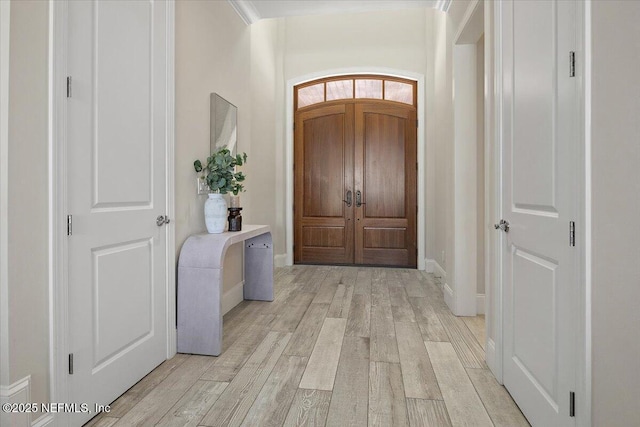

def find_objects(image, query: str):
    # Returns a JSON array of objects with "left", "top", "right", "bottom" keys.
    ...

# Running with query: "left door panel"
[
  {"left": 294, "top": 104, "right": 355, "bottom": 264},
  {"left": 67, "top": 1, "right": 169, "bottom": 424}
]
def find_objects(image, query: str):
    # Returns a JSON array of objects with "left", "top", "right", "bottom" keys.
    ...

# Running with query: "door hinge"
[
  {"left": 66, "top": 76, "right": 72, "bottom": 98},
  {"left": 68, "top": 353, "right": 74, "bottom": 375},
  {"left": 569, "top": 221, "right": 575, "bottom": 247},
  {"left": 416, "top": 119, "right": 419, "bottom": 128},
  {"left": 569, "top": 51, "right": 575, "bottom": 77},
  {"left": 569, "top": 391, "right": 575, "bottom": 417},
  {"left": 67, "top": 215, "right": 73, "bottom": 236},
  {"left": 293, "top": 122, "right": 296, "bottom": 131}
]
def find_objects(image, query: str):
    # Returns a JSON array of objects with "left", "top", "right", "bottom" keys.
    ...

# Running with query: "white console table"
[{"left": 177, "top": 225, "right": 274, "bottom": 356}]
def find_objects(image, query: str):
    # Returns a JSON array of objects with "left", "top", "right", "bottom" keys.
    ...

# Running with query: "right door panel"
[{"left": 355, "top": 103, "right": 417, "bottom": 267}]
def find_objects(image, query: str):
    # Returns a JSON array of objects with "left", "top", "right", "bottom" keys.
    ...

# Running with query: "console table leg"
[
  {"left": 177, "top": 267, "right": 222, "bottom": 356},
  {"left": 244, "top": 232, "right": 274, "bottom": 301}
]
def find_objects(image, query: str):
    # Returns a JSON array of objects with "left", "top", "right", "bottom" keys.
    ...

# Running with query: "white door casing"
[
  {"left": 499, "top": 1, "right": 579, "bottom": 426},
  {"left": 64, "top": 1, "right": 172, "bottom": 424},
  {"left": 484, "top": 0, "right": 502, "bottom": 379},
  {"left": 0, "top": 0, "right": 10, "bottom": 410}
]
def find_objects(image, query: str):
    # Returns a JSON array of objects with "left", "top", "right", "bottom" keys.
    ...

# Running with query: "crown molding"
[
  {"left": 229, "top": 1, "right": 448, "bottom": 23},
  {"left": 435, "top": 0, "right": 453, "bottom": 13},
  {"left": 227, "top": 0, "right": 261, "bottom": 25}
]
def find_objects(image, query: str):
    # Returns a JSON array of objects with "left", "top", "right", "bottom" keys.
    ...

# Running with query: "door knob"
[
  {"left": 156, "top": 215, "right": 170, "bottom": 226},
  {"left": 343, "top": 190, "right": 352, "bottom": 207},
  {"left": 494, "top": 219, "right": 509, "bottom": 232}
]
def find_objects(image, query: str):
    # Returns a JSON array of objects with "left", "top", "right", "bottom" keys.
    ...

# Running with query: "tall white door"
[
  {"left": 499, "top": 1, "right": 579, "bottom": 426},
  {"left": 67, "top": 1, "right": 170, "bottom": 424}
]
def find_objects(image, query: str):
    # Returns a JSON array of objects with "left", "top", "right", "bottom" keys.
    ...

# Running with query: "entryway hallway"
[{"left": 85, "top": 266, "right": 529, "bottom": 427}]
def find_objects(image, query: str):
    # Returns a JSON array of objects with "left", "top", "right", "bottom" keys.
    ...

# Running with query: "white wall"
[
  {"left": 590, "top": 1, "right": 640, "bottom": 424},
  {"left": 446, "top": 0, "right": 486, "bottom": 317},
  {"left": 436, "top": 0, "right": 487, "bottom": 317},
  {"left": 282, "top": 9, "right": 428, "bottom": 79},
  {"left": 175, "top": 2, "right": 283, "bottom": 301},
  {"left": 7, "top": 0, "right": 50, "bottom": 408},
  {"left": 476, "top": 35, "right": 485, "bottom": 297},
  {"left": 249, "top": 18, "right": 282, "bottom": 258},
  {"left": 175, "top": 0, "right": 252, "bottom": 294},
  {"left": 452, "top": 43, "right": 477, "bottom": 315},
  {"left": 432, "top": 10, "right": 454, "bottom": 284},
  {"left": 278, "top": 8, "right": 435, "bottom": 265},
  {"left": 425, "top": 11, "right": 437, "bottom": 272}
]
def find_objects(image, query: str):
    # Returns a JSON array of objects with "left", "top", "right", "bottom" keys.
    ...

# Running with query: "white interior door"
[
  {"left": 67, "top": 1, "right": 169, "bottom": 424},
  {"left": 499, "top": 1, "right": 578, "bottom": 426}
]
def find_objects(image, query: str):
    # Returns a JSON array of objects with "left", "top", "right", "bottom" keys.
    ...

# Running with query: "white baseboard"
[
  {"left": 274, "top": 253, "right": 286, "bottom": 268},
  {"left": 433, "top": 260, "right": 446, "bottom": 281},
  {"left": 476, "top": 293, "right": 485, "bottom": 315},
  {"left": 0, "top": 376, "right": 53, "bottom": 426},
  {"left": 32, "top": 414, "right": 54, "bottom": 427},
  {"left": 425, "top": 258, "right": 435, "bottom": 273},
  {"left": 222, "top": 280, "right": 244, "bottom": 315},
  {"left": 443, "top": 283, "right": 455, "bottom": 312},
  {"left": 0, "top": 376, "right": 30, "bottom": 426}
]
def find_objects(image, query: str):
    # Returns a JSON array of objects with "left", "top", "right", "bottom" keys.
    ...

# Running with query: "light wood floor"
[{"left": 86, "top": 266, "right": 529, "bottom": 427}]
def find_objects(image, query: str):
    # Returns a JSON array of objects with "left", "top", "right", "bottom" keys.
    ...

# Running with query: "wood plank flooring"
[{"left": 85, "top": 266, "right": 529, "bottom": 427}]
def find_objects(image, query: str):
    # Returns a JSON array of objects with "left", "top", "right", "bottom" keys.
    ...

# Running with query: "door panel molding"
[
  {"left": 285, "top": 68, "right": 425, "bottom": 269},
  {"left": 48, "top": 1, "right": 176, "bottom": 424}
]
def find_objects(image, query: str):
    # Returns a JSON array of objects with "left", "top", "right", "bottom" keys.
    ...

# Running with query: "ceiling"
[{"left": 228, "top": 0, "right": 452, "bottom": 25}]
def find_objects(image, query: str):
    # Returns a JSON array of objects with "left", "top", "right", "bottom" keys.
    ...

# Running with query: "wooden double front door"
[{"left": 294, "top": 77, "right": 417, "bottom": 267}]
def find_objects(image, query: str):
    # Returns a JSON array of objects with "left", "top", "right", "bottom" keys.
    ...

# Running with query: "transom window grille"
[{"left": 295, "top": 75, "right": 416, "bottom": 110}]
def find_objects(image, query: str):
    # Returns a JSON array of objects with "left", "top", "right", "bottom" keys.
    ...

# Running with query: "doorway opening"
[{"left": 293, "top": 75, "right": 417, "bottom": 268}]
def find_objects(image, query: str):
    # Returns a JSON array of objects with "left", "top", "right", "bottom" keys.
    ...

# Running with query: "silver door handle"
[
  {"left": 156, "top": 215, "right": 170, "bottom": 226},
  {"left": 356, "top": 190, "right": 366, "bottom": 207},
  {"left": 494, "top": 219, "right": 509, "bottom": 232}
]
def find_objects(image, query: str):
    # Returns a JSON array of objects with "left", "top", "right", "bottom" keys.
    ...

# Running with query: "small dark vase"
[{"left": 227, "top": 207, "right": 242, "bottom": 232}]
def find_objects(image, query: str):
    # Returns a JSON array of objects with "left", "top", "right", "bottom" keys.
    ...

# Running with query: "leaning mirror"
[{"left": 210, "top": 93, "right": 237, "bottom": 155}]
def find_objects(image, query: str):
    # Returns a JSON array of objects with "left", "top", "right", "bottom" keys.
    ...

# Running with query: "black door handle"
[
  {"left": 356, "top": 190, "right": 366, "bottom": 207},
  {"left": 343, "top": 190, "right": 352, "bottom": 207}
]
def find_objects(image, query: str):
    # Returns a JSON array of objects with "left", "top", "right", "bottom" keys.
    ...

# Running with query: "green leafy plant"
[{"left": 194, "top": 148, "right": 247, "bottom": 195}]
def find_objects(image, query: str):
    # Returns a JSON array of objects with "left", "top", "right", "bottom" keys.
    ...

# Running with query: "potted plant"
[{"left": 194, "top": 147, "right": 247, "bottom": 233}]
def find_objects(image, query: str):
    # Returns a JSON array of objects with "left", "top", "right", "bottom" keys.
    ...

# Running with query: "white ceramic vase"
[{"left": 204, "top": 193, "right": 227, "bottom": 233}]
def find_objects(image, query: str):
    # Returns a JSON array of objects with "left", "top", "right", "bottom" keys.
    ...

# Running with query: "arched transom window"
[{"left": 295, "top": 75, "right": 417, "bottom": 110}]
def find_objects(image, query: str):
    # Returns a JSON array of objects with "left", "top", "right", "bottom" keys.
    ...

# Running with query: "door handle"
[
  {"left": 355, "top": 190, "right": 366, "bottom": 207},
  {"left": 343, "top": 190, "right": 352, "bottom": 207},
  {"left": 156, "top": 215, "right": 170, "bottom": 226},
  {"left": 494, "top": 219, "right": 509, "bottom": 232}
]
